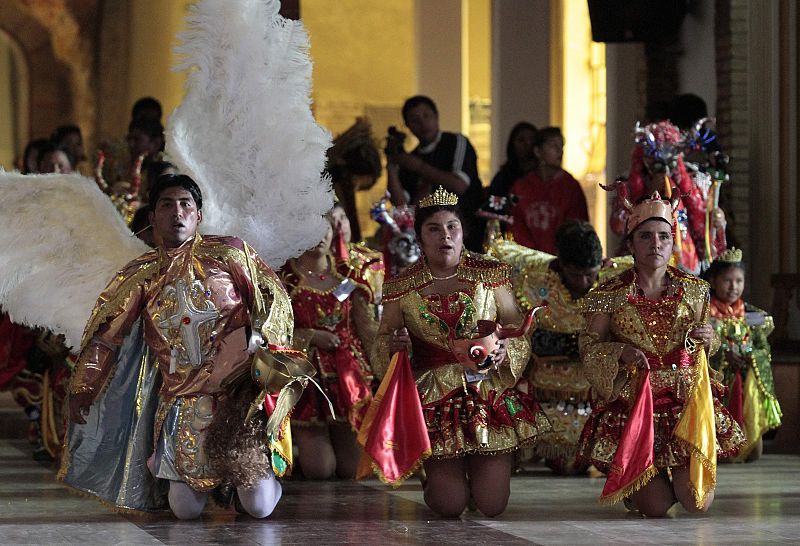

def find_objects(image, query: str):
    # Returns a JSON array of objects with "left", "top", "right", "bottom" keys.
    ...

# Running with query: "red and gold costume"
[
  {"left": 579, "top": 266, "right": 745, "bottom": 506},
  {"left": 490, "top": 240, "right": 631, "bottom": 469},
  {"left": 0, "top": 314, "right": 71, "bottom": 460},
  {"left": 281, "top": 258, "right": 374, "bottom": 430},
  {"left": 0, "top": 314, "right": 40, "bottom": 445},
  {"left": 63, "top": 234, "right": 294, "bottom": 495},
  {"left": 709, "top": 297, "right": 781, "bottom": 460},
  {"left": 369, "top": 252, "right": 551, "bottom": 470}
]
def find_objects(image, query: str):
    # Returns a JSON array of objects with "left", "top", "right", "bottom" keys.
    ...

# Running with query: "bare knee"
[
  {"left": 423, "top": 473, "right": 468, "bottom": 517},
  {"left": 470, "top": 479, "right": 510, "bottom": 517},
  {"left": 672, "top": 466, "right": 714, "bottom": 513},
  {"left": 296, "top": 427, "right": 336, "bottom": 480},
  {"left": 632, "top": 492, "right": 673, "bottom": 517},
  {"left": 680, "top": 490, "right": 714, "bottom": 513},
  {"left": 301, "top": 458, "right": 336, "bottom": 480},
  {"left": 638, "top": 502, "right": 672, "bottom": 518},
  {"left": 631, "top": 473, "right": 675, "bottom": 518},
  {"left": 330, "top": 424, "right": 359, "bottom": 479},
  {"left": 424, "top": 488, "right": 468, "bottom": 518},
  {"left": 423, "top": 458, "right": 470, "bottom": 517},
  {"left": 467, "top": 453, "right": 513, "bottom": 517},
  {"left": 473, "top": 494, "right": 509, "bottom": 517}
]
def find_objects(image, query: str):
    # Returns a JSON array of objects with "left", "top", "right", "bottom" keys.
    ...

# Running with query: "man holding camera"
[{"left": 386, "top": 95, "right": 485, "bottom": 251}]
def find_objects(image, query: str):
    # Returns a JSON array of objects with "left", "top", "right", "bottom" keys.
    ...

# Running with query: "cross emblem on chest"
[{"left": 158, "top": 278, "right": 220, "bottom": 369}]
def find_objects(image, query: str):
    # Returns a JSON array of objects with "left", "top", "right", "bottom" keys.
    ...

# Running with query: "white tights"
[
  {"left": 236, "top": 478, "right": 283, "bottom": 518},
  {"left": 167, "top": 478, "right": 282, "bottom": 520},
  {"left": 168, "top": 481, "right": 207, "bottom": 520}
]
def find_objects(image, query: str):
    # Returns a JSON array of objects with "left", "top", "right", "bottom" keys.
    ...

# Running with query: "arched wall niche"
[
  {"left": 0, "top": 29, "right": 29, "bottom": 169},
  {"left": 0, "top": 2, "right": 73, "bottom": 160}
]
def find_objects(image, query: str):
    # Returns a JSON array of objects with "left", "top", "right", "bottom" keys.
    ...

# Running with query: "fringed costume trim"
[{"left": 597, "top": 464, "right": 659, "bottom": 505}]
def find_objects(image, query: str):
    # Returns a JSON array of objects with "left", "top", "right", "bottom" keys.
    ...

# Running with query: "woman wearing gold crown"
[
  {"left": 362, "top": 186, "right": 551, "bottom": 518},
  {"left": 705, "top": 248, "right": 781, "bottom": 462},
  {"left": 578, "top": 192, "right": 744, "bottom": 517}
]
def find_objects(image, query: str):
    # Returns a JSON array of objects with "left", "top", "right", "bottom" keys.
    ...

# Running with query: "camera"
[{"left": 384, "top": 126, "right": 407, "bottom": 157}]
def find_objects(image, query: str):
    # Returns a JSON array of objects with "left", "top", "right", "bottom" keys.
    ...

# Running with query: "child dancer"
[{"left": 706, "top": 248, "right": 782, "bottom": 462}]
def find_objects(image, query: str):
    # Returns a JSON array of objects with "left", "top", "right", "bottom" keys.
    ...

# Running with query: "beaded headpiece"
[
  {"left": 626, "top": 191, "right": 677, "bottom": 235},
  {"left": 419, "top": 186, "right": 459, "bottom": 208},
  {"left": 717, "top": 247, "right": 743, "bottom": 263}
]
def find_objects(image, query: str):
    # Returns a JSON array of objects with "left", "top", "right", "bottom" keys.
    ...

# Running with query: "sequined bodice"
[
  {"left": 610, "top": 288, "right": 697, "bottom": 357},
  {"left": 418, "top": 291, "right": 475, "bottom": 340},
  {"left": 291, "top": 285, "right": 350, "bottom": 333}
]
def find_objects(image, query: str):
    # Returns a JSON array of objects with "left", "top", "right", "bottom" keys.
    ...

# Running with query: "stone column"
[{"left": 490, "top": 0, "right": 550, "bottom": 173}]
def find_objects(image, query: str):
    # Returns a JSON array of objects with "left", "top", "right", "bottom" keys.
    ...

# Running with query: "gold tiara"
[
  {"left": 418, "top": 186, "right": 459, "bottom": 208},
  {"left": 717, "top": 247, "right": 743, "bottom": 263}
]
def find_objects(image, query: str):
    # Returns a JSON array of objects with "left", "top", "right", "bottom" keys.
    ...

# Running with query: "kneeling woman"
[
  {"left": 579, "top": 192, "right": 745, "bottom": 517},
  {"left": 281, "top": 221, "right": 374, "bottom": 479},
  {"left": 370, "top": 187, "right": 550, "bottom": 517}
]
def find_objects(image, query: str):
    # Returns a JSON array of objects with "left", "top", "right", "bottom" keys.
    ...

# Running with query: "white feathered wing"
[
  {"left": 166, "top": 0, "right": 333, "bottom": 268},
  {"left": 0, "top": 0, "right": 330, "bottom": 345},
  {"left": 0, "top": 172, "right": 149, "bottom": 348}
]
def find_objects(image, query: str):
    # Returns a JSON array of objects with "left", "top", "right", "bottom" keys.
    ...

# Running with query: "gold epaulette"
[
  {"left": 382, "top": 260, "right": 428, "bottom": 302},
  {"left": 580, "top": 268, "right": 634, "bottom": 314},
  {"left": 382, "top": 251, "right": 510, "bottom": 303},
  {"left": 347, "top": 243, "right": 385, "bottom": 302},
  {"left": 743, "top": 303, "right": 775, "bottom": 336},
  {"left": 669, "top": 267, "right": 710, "bottom": 308},
  {"left": 458, "top": 251, "right": 512, "bottom": 288},
  {"left": 667, "top": 265, "right": 706, "bottom": 285},
  {"left": 598, "top": 255, "right": 634, "bottom": 282},
  {"left": 348, "top": 242, "right": 383, "bottom": 267},
  {"left": 277, "top": 266, "right": 301, "bottom": 295}
]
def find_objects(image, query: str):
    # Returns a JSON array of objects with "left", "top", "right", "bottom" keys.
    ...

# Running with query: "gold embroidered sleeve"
[
  {"left": 370, "top": 299, "right": 405, "bottom": 380},
  {"left": 493, "top": 283, "right": 530, "bottom": 384},
  {"left": 352, "top": 291, "right": 379, "bottom": 356},
  {"left": 579, "top": 317, "right": 628, "bottom": 401},
  {"left": 249, "top": 246, "right": 294, "bottom": 346},
  {"left": 490, "top": 239, "right": 554, "bottom": 274},
  {"left": 501, "top": 335, "right": 531, "bottom": 386},
  {"left": 708, "top": 328, "right": 721, "bottom": 357},
  {"left": 371, "top": 333, "right": 393, "bottom": 380}
]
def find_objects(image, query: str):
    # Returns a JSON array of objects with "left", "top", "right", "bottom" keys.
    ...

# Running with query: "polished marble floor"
[{"left": 1, "top": 436, "right": 798, "bottom": 545}]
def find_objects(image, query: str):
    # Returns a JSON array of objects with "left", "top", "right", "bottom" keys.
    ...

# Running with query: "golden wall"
[
  {"left": 302, "top": 0, "right": 416, "bottom": 237},
  {"left": 128, "top": 0, "right": 191, "bottom": 121}
]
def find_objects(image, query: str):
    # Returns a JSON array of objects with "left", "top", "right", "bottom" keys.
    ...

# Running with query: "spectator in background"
[
  {"left": 37, "top": 142, "right": 74, "bottom": 174},
  {"left": 509, "top": 127, "right": 588, "bottom": 254},
  {"left": 488, "top": 121, "right": 538, "bottom": 199},
  {"left": 51, "top": 125, "right": 87, "bottom": 170},
  {"left": 21, "top": 138, "right": 49, "bottom": 174},
  {"left": 386, "top": 95, "right": 485, "bottom": 251},
  {"left": 125, "top": 117, "right": 165, "bottom": 200},
  {"left": 131, "top": 96, "right": 163, "bottom": 124}
]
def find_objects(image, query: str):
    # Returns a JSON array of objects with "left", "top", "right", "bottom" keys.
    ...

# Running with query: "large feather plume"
[
  {"left": 166, "top": 0, "right": 333, "bottom": 268},
  {"left": 0, "top": 172, "right": 148, "bottom": 348}
]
